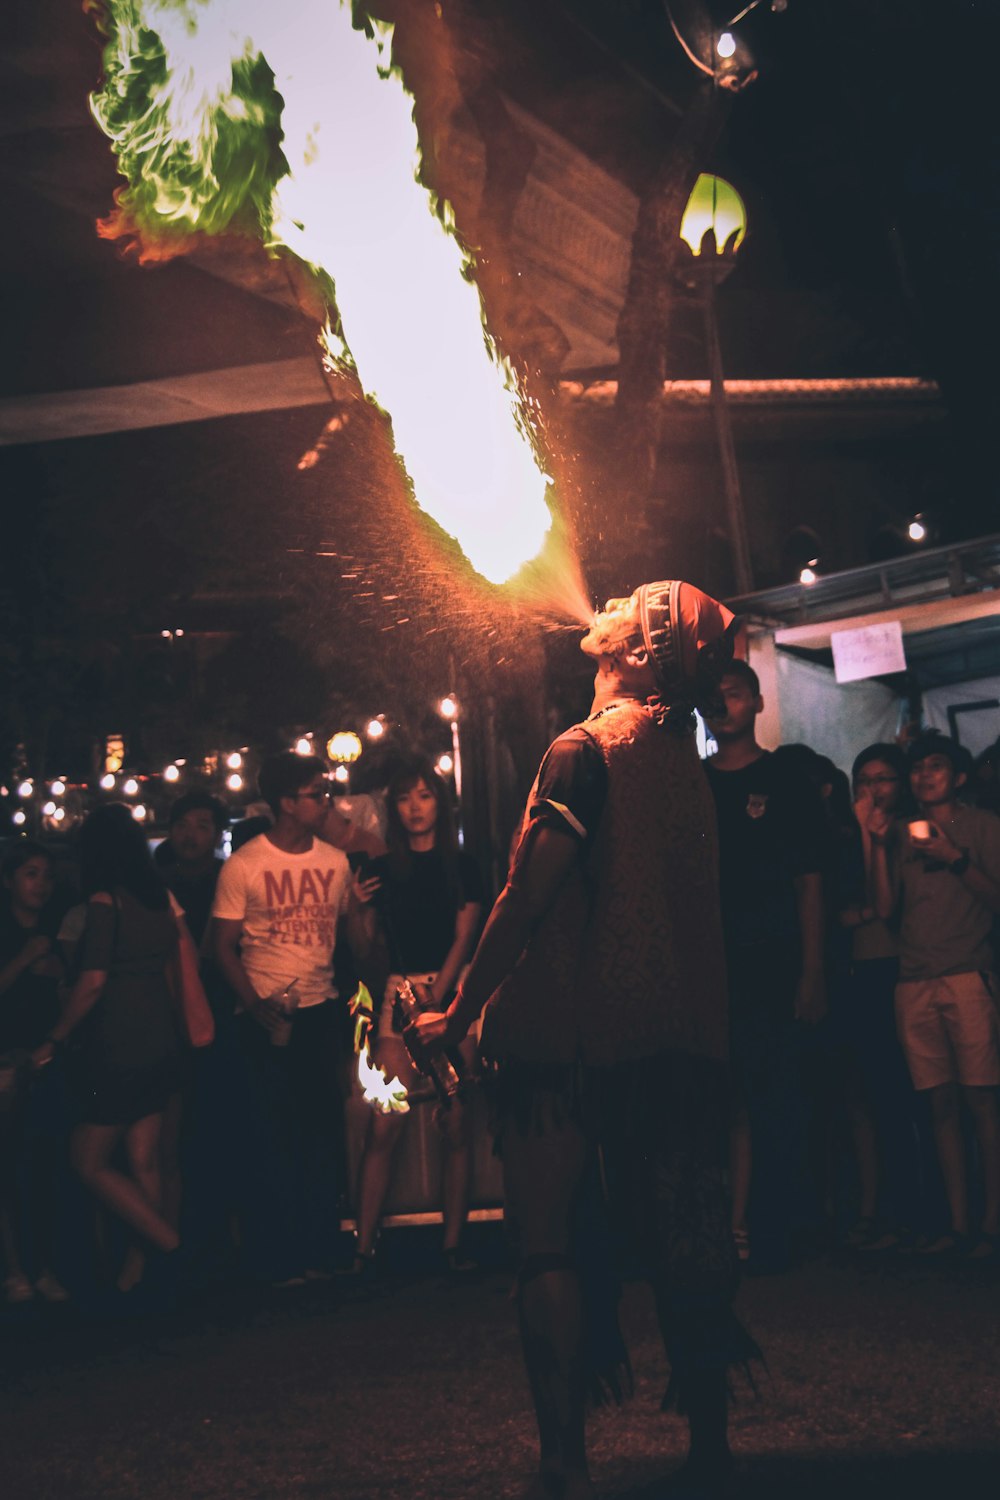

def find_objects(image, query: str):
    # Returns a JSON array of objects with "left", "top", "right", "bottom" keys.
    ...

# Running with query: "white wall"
[
  {"left": 922, "top": 676, "right": 1000, "bottom": 757},
  {"left": 763, "top": 648, "right": 902, "bottom": 773}
]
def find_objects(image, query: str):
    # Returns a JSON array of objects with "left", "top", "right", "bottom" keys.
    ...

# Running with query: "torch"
[{"left": 393, "top": 979, "right": 461, "bottom": 1107}]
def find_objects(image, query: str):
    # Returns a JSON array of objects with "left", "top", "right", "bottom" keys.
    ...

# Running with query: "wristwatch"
[{"left": 948, "top": 853, "right": 971, "bottom": 877}]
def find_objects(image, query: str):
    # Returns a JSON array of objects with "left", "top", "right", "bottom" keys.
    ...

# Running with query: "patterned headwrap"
[{"left": 582, "top": 580, "right": 738, "bottom": 716}]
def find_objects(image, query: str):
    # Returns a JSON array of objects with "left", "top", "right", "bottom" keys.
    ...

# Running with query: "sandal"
[
  {"left": 34, "top": 1271, "right": 70, "bottom": 1303},
  {"left": 3, "top": 1273, "right": 34, "bottom": 1304},
  {"left": 915, "top": 1231, "right": 969, "bottom": 1256},
  {"left": 857, "top": 1228, "right": 903, "bottom": 1254},
  {"left": 443, "top": 1248, "right": 477, "bottom": 1275},
  {"left": 965, "top": 1232, "right": 1000, "bottom": 1263},
  {"left": 335, "top": 1251, "right": 375, "bottom": 1277}
]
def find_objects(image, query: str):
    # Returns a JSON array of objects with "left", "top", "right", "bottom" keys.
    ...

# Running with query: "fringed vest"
[{"left": 481, "top": 700, "right": 729, "bottom": 1067}]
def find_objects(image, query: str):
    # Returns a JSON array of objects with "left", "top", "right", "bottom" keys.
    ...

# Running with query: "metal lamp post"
[
  {"left": 438, "top": 696, "right": 463, "bottom": 803},
  {"left": 678, "top": 173, "right": 754, "bottom": 596}
]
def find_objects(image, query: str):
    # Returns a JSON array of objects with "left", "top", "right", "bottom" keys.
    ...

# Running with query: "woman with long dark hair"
[
  {"left": 350, "top": 757, "right": 483, "bottom": 1272},
  {"left": 32, "top": 805, "right": 187, "bottom": 1281}
]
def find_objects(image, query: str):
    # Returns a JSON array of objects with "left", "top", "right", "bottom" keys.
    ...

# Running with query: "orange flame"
[
  {"left": 91, "top": 1, "right": 557, "bottom": 586},
  {"left": 357, "top": 1035, "right": 409, "bottom": 1115}
]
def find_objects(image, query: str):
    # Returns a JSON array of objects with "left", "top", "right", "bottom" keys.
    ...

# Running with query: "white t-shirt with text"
[{"left": 212, "top": 833, "right": 352, "bottom": 1008}]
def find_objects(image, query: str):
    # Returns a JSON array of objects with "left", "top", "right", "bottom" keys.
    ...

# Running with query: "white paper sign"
[{"left": 831, "top": 620, "right": 906, "bottom": 684}]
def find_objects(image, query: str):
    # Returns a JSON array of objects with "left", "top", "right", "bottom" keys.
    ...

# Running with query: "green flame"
[{"left": 91, "top": 1, "right": 289, "bottom": 255}]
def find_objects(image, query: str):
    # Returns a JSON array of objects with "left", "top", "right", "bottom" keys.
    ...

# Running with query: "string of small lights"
[{"left": 2, "top": 697, "right": 464, "bottom": 835}]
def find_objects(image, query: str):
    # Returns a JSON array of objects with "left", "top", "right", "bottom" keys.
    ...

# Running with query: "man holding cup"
[
  {"left": 213, "top": 753, "right": 377, "bottom": 1285},
  {"left": 868, "top": 730, "right": 1000, "bottom": 1258}
]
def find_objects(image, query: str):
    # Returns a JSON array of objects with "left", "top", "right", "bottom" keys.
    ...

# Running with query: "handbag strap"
[{"left": 107, "top": 890, "right": 120, "bottom": 969}]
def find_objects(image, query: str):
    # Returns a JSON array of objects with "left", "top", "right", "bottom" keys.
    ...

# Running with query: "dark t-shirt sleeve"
[
  {"left": 529, "top": 728, "right": 607, "bottom": 845},
  {"left": 80, "top": 900, "right": 116, "bottom": 972},
  {"left": 457, "top": 851, "right": 486, "bottom": 907},
  {"left": 786, "top": 775, "right": 826, "bottom": 877}
]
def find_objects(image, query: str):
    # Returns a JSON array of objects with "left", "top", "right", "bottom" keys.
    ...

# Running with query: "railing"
[{"left": 726, "top": 532, "right": 1000, "bottom": 627}]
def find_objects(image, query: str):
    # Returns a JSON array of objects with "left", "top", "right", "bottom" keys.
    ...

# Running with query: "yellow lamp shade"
[
  {"left": 327, "top": 731, "right": 363, "bottom": 764},
  {"left": 679, "top": 174, "right": 747, "bottom": 257}
]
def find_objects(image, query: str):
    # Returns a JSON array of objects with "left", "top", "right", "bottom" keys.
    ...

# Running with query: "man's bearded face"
[{"left": 580, "top": 591, "right": 643, "bottom": 660}]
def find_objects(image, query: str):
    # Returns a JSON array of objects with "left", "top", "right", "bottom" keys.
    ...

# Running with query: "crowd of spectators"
[
  {"left": 704, "top": 664, "right": 1000, "bottom": 1270},
  {"left": 1, "top": 705, "right": 999, "bottom": 1314},
  {"left": 0, "top": 750, "right": 483, "bottom": 1309}
]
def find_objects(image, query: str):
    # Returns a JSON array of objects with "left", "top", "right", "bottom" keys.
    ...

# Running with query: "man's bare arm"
[
  {"left": 441, "top": 820, "right": 580, "bottom": 1045},
  {"left": 214, "top": 917, "right": 281, "bottom": 1027},
  {"left": 867, "top": 808, "right": 897, "bottom": 922},
  {"left": 342, "top": 887, "right": 378, "bottom": 961}
]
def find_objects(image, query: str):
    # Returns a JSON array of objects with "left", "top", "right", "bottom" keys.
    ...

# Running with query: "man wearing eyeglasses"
[{"left": 213, "top": 752, "right": 375, "bottom": 1285}]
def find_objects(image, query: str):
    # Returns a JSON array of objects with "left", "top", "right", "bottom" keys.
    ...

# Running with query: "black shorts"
[{"left": 74, "top": 1055, "right": 182, "bottom": 1127}]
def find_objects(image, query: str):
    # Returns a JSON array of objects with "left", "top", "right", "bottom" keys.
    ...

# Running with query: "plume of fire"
[
  {"left": 349, "top": 982, "right": 408, "bottom": 1114},
  {"left": 89, "top": 0, "right": 554, "bottom": 585},
  {"left": 357, "top": 1034, "right": 409, "bottom": 1115}
]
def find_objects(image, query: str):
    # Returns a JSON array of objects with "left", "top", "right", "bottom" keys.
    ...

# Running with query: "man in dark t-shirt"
[
  {"left": 161, "top": 793, "right": 227, "bottom": 950},
  {"left": 704, "top": 660, "right": 826, "bottom": 1270},
  {"left": 409, "top": 580, "right": 758, "bottom": 1498}
]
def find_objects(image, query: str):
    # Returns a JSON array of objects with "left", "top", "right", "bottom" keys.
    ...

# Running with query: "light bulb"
[{"left": 717, "top": 31, "right": 736, "bottom": 58}]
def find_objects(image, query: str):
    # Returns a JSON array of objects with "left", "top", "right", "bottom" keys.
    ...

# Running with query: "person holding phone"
[
  {"left": 868, "top": 730, "right": 1000, "bottom": 1258},
  {"left": 348, "top": 757, "right": 483, "bottom": 1274}
]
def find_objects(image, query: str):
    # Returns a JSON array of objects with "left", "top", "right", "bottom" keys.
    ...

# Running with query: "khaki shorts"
[{"left": 895, "top": 971, "right": 1000, "bottom": 1090}]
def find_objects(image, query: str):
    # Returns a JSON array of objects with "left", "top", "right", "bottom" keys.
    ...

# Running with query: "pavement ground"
[{"left": 1, "top": 1232, "right": 998, "bottom": 1500}]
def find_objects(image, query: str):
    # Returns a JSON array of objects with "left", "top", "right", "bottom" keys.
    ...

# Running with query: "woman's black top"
[{"left": 371, "top": 849, "right": 484, "bottom": 974}]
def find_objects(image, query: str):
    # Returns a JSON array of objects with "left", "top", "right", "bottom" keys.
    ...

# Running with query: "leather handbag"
[{"left": 167, "top": 905, "right": 215, "bottom": 1049}]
